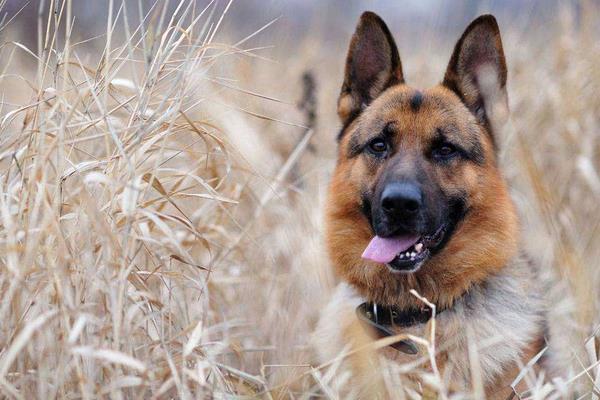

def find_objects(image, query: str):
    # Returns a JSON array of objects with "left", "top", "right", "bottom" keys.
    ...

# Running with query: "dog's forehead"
[
  {"left": 365, "top": 85, "right": 470, "bottom": 126},
  {"left": 360, "top": 85, "right": 471, "bottom": 134}
]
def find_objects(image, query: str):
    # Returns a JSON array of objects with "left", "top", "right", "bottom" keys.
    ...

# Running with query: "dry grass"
[{"left": 0, "top": 0, "right": 598, "bottom": 398}]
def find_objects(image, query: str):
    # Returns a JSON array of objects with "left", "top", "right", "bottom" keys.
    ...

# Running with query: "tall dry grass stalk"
[{"left": 0, "top": 0, "right": 598, "bottom": 398}]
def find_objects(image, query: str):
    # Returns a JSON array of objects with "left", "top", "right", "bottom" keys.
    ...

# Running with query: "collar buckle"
[{"left": 356, "top": 301, "right": 442, "bottom": 355}]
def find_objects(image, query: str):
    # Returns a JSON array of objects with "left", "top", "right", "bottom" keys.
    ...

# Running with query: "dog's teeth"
[
  {"left": 399, "top": 253, "right": 405, "bottom": 259},
  {"left": 410, "top": 252, "right": 416, "bottom": 258},
  {"left": 415, "top": 243, "right": 423, "bottom": 252}
]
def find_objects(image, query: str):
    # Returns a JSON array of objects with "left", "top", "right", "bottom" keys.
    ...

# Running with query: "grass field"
[{"left": 0, "top": 0, "right": 598, "bottom": 398}]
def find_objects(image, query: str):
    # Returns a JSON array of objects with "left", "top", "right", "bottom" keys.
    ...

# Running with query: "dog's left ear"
[
  {"left": 443, "top": 15, "right": 508, "bottom": 133},
  {"left": 338, "top": 12, "right": 404, "bottom": 128}
]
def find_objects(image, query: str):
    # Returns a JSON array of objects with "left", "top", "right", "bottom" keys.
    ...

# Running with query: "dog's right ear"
[{"left": 338, "top": 12, "right": 404, "bottom": 130}]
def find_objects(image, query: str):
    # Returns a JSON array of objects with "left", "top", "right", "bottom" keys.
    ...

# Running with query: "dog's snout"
[{"left": 380, "top": 182, "right": 422, "bottom": 218}]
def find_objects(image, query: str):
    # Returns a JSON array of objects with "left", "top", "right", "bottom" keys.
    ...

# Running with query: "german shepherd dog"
[{"left": 315, "top": 12, "right": 552, "bottom": 398}]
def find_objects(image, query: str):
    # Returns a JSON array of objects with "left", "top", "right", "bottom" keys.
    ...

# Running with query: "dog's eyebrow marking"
[
  {"left": 410, "top": 91, "right": 424, "bottom": 111},
  {"left": 382, "top": 121, "right": 397, "bottom": 138},
  {"left": 347, "top": 122, "right": 396, "bottom": 159},
  {"left": 435, "top": 127, "right": 485, "bottom": 164},
  {"left": 348, "top": 134, "right": 362, "bottom": 158}
]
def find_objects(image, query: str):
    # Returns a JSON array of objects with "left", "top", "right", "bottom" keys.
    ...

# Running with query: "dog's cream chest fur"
[{"left": 314, "top": 255, "right": 545, "bottom": 397}]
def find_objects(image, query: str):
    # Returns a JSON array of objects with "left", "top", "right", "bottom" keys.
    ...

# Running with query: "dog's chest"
[{"left": 314, "top": 259, "right": 544, "bottom": 392}]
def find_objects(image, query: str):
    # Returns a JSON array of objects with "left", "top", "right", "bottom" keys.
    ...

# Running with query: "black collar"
[{"left": 356, "top": 302, "right": 445, "bottom": 354}]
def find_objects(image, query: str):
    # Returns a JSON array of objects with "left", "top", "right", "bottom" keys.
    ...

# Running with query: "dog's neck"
[
  {"left": 353, "top": 248, "right": 522, "bottom": 312},
  {"left": 354, "top": 251, "right": 543, "bottom": 324},
  {"left": 315, "top": 252, "right": 545, "bottom": 391},
  {"left": 356, "top": 253, "right": 542, "bottom": 351},
  {"left": 339, "top": 252, "right": 545, "bottom": 388}
]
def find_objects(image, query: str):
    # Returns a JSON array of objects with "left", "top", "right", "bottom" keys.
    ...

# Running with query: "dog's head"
[{"left": 326, "top": 12, "right": 519, "bottom": 308}]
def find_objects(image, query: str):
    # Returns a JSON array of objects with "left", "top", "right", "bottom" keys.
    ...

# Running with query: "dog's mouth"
[{"left": 362, "top": 225, "right": 447, "bottom": 273}]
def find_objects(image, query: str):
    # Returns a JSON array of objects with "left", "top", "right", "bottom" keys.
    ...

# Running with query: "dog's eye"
[
  {"left": 432, "top": 142, "right": 458, "bottom": 160},
  {"left": 367, "top": 138, "right": 388, "bottom": 155}
]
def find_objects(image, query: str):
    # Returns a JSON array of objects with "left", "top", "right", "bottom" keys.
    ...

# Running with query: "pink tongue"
[{"left": 361, "top": 235, "right": 420, "bottom": 264}]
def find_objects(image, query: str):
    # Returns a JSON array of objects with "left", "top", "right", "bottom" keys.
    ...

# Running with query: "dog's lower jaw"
[
  {"left": 386, "top": 254, "right": 427, "bottom": 273},
  {"left": 314, "top": 253, "right": 546, "bottom": 398},
  {"left": 385, "top": 260, "right": 424, "bottom": 274}
]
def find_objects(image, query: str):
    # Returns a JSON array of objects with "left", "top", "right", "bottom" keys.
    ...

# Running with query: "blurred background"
[{"left": 0, "top": 0, "right": 598, "bottom": 398}]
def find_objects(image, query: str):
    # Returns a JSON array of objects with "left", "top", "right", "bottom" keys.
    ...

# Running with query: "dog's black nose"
[{"left": 380, "top": 182, "right": 422, "bottom": 218}]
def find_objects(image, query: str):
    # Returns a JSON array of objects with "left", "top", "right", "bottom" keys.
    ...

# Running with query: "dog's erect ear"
[
  {"left": 338, "top": 12, "right": 404, "bottom": 128},
  {"left": 443, "top": 15, "right": 508, "bottom": 134}
]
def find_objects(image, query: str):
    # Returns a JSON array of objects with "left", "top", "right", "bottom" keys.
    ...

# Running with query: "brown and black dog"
[{"left": 315, "top": 12, "right": 554, "bottom": 399}]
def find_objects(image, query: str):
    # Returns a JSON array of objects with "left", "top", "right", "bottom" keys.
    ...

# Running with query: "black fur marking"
[
  {"left": 347, "top": 134, "right": 362, "bottom": 158},
  {"left": 360, "top": 193, "right": 374, "bottom": 233},
  {"left": 410, "top": 91, "right": 423, "bottom": 111},
  {"left": 469, "top": 139, "right": 485, "bottom": 165},
  {"left": 430, "top": 196, "right": 469, "bottom": 257},
  {"left": 382, "top": 121, "right": 397, "bottom": 139},
  {"left": 431, "top": 128, "right": 485, "bottom": 165}
]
